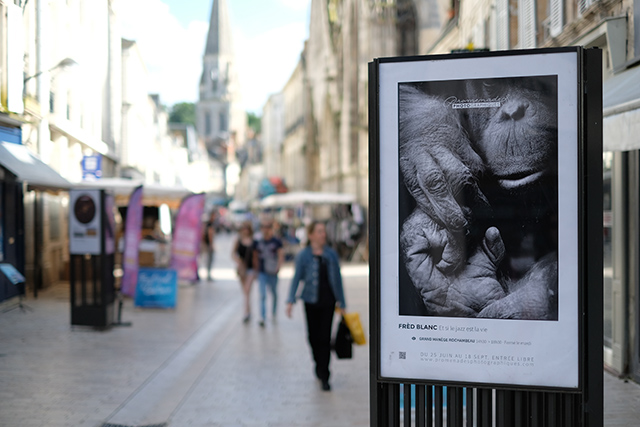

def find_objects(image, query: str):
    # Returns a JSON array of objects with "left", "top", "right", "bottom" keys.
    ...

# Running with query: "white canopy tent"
[{"left": 259, "top": 191, "right": 356, "bottom": 208}]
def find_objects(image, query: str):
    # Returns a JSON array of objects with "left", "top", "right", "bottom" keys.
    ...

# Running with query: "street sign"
[{"left": 82, "top": 155, "right": 102, "bottom": 181}]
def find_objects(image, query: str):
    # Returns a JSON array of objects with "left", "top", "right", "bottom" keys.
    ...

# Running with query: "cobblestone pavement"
[{"left": 0, "top": 233, "right": 639, "bottom": 426}]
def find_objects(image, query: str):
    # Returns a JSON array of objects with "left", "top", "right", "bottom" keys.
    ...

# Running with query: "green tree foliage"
[
  {"left": 169, "top": 102, "right": 196, "bottom": 126},
  {"left": 247, "top": 112, "right": 261, "bottom": 134}
]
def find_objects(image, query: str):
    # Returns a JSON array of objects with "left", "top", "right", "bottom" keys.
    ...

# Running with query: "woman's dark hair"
[
  {"left": 306, "top": 220, "right": 325, "bottom": 246},
  {"left": 239, "top": 220, "right": 253, "bottom": 235}
]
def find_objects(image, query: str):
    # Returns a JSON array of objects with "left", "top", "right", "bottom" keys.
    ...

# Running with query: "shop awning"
[
  {"left": 0, "top": 141, "right": 71, "bottom": 191},
  {"left": 603, "top": 64, "right": 640, "bottom": 113},
  {"left": 74, "top": 178, "right": 192, "bottom": 209},
  {"left": 603, "top": 64, "right": 640, "bottom": 152}
]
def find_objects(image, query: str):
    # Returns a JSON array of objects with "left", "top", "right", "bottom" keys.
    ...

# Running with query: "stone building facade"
[
  {"left": 0, "top": 0, "right": 218, "bottom": 298},
  {"left": 282, "top": 0, "right": 640, "bottom": 382},
  {"left": 301, "top": 0, "right": 415, "bottom": 207},
  {"left": 282, "top": 60, "right": 308, "bottom": 192},
  {"left": 285, "top": 0, "right": 452, "bottom": 209}
]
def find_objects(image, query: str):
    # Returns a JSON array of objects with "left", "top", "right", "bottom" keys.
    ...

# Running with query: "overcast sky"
[{"left": 119, "top": 0, "right": 311, "bottom": 114}]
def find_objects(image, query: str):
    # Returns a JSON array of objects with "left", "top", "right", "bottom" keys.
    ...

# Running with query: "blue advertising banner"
[{"left": 134, "top": 268, "right": 177, "bottom": 308}]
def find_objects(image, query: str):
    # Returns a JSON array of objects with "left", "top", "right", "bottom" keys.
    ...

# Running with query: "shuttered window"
[
  {"left": 550, "top": 0, "right": 564, "bottom": 36},
  {"left": 579, "top": 0, "right": 596, "bottom": 15},
  {"left": 518, "top": 0, "right": 536, "bottom": 48},
  {"left": 496, "top": 0, "right": 510, "bottom": 50}
]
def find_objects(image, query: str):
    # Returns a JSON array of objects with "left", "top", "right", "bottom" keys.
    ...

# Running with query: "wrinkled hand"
[
  {"left": 401, "top": 209, "right": 464, "bottom": 315},
  {"left": 399, "top": 88, "right": 486, "bottom": 233},
  {"left": 478, "top": 252, "right": 557, "bottom": 319},
  {"left": 447, "top": 227, "right": 507, "bottom": 316},
  {"left": 401, "top": 209, "right": 506, "bottom": 317}
]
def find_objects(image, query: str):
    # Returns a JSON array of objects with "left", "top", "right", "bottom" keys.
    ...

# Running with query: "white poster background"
[{"left": 378, "top": 51, "right": 579, "bottom": 389}]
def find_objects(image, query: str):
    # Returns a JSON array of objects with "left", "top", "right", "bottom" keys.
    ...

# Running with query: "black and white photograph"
[{"left": 397, "top": 76, "right": 559, "bottom": 320}]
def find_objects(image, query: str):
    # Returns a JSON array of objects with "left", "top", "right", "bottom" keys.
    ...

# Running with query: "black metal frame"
[
  {"left": 70, "top": 189, "right": 115, "bottom": 328},
  {"left": 369, "top": 47, "right": 603, "bottom": 426}
]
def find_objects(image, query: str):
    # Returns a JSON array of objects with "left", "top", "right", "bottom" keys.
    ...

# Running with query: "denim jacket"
[{"left": 287, "top": 245, "right": 346, "bottom": 309}]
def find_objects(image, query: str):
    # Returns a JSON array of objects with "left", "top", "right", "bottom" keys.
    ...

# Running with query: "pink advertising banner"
[
  {"left": 170, "top": 193, "right": 205, "bottom": 282},
  {"left": 121, "top": 185, "right": 144, "bottom": 297}
]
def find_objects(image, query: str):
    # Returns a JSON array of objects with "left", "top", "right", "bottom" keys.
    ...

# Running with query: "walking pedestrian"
[
  {"left": 232, "top": 221, "right": 256, "bottom": 323},
  {"left": 286, "top": 221, "right": 346, "bottom": 391},
  {"left": 253, "top": 220, "right": 284, "bottom": 327},
  {"left": 203, "top": 211, "right": 216, "bottom": 281}
]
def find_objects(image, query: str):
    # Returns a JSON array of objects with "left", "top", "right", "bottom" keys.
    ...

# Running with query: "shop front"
[
  {"left": 0, "top": 138, "right": 70, "bottom": 302},
  {"left": 602, "top": 62, "right": 640, "bottom": 383}
]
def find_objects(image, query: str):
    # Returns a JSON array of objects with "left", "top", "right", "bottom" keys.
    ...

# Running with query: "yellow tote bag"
[{"left": 343, "top": 312, "right": 366, "bottom": 345}]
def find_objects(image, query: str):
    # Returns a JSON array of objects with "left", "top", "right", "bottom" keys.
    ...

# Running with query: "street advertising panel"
[
  {"left": 170, "top": 193, "right": 205, "bottom": 282},
  {"left": 134, "top": 268, "right": 177, "bottom": 308},
  {"left": 69, "top": 189, "right": 102, "bottom": 255},
  {"left": 371, "top": 49, "right": 584, "bottom": 390},
  {"left": 121, "top": 186, "right": 144, "bottom": 297}
]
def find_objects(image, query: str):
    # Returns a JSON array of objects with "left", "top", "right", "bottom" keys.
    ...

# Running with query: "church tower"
[{"left": 197, "top": 0, "right": 244, "bottom": 165}]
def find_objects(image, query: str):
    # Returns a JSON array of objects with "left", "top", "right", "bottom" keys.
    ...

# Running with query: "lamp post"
[
  {"left": 22, "top": 56, "right": 78, "bottom": 160},
  {"left": 23, "top": 57, "right": 78, "bottom": 83}
]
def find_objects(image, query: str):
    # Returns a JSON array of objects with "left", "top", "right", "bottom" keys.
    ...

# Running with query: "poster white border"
[{"left": 378, "top": 51, "right": 580, "bottom": 389}]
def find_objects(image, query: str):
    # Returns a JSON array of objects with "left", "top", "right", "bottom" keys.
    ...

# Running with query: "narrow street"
[
  {"left": 2, "top": 233, "right": 640, "bottom": 425},
  {"left": 0, "top": 233, "right": 370, "bottom": 426}
]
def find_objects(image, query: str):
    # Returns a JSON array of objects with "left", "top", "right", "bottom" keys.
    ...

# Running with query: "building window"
[
  {"left": 210, "top": 69, "right": 218, "bottom": 94},
  {"left": 219, "top": 112, "right": 227, "bottom": 132},
  {"left": 205, "top": 111, "right": 212, "bottom": 135},
  {"left": 509, "top": 0, "right": 519, "bottom": 48},
  {"left": 496, "top": 0, "right": 510, "bottom": 50},
  {"left": 578, "top": 0, "right": 597, "bottom": 15},
  {"left": 49, "top": 91, "right": 55, "bottom": 113},
  {"left": 548, "top": 0, "right": 564, "bottom": 38},
  {"left": 518, "top": 0, "right": 536, "bottom": 48}
]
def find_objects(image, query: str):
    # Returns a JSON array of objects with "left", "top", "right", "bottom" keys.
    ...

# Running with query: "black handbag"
[{"left": 332, "top": 317, "right": 353, "bottom": 359}]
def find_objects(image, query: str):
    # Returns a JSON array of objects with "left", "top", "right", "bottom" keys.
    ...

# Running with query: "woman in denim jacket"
[{"left": 286, "top": 221, "right": 346, "bottom": 391}]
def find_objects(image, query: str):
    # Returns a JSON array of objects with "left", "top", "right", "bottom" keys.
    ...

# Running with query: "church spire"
[
  {"left": 204, "top": 0, "right": 233, "bottom": 57},
  {"left": 197, "top": 0, "right": 245, "bottom": 167}
]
